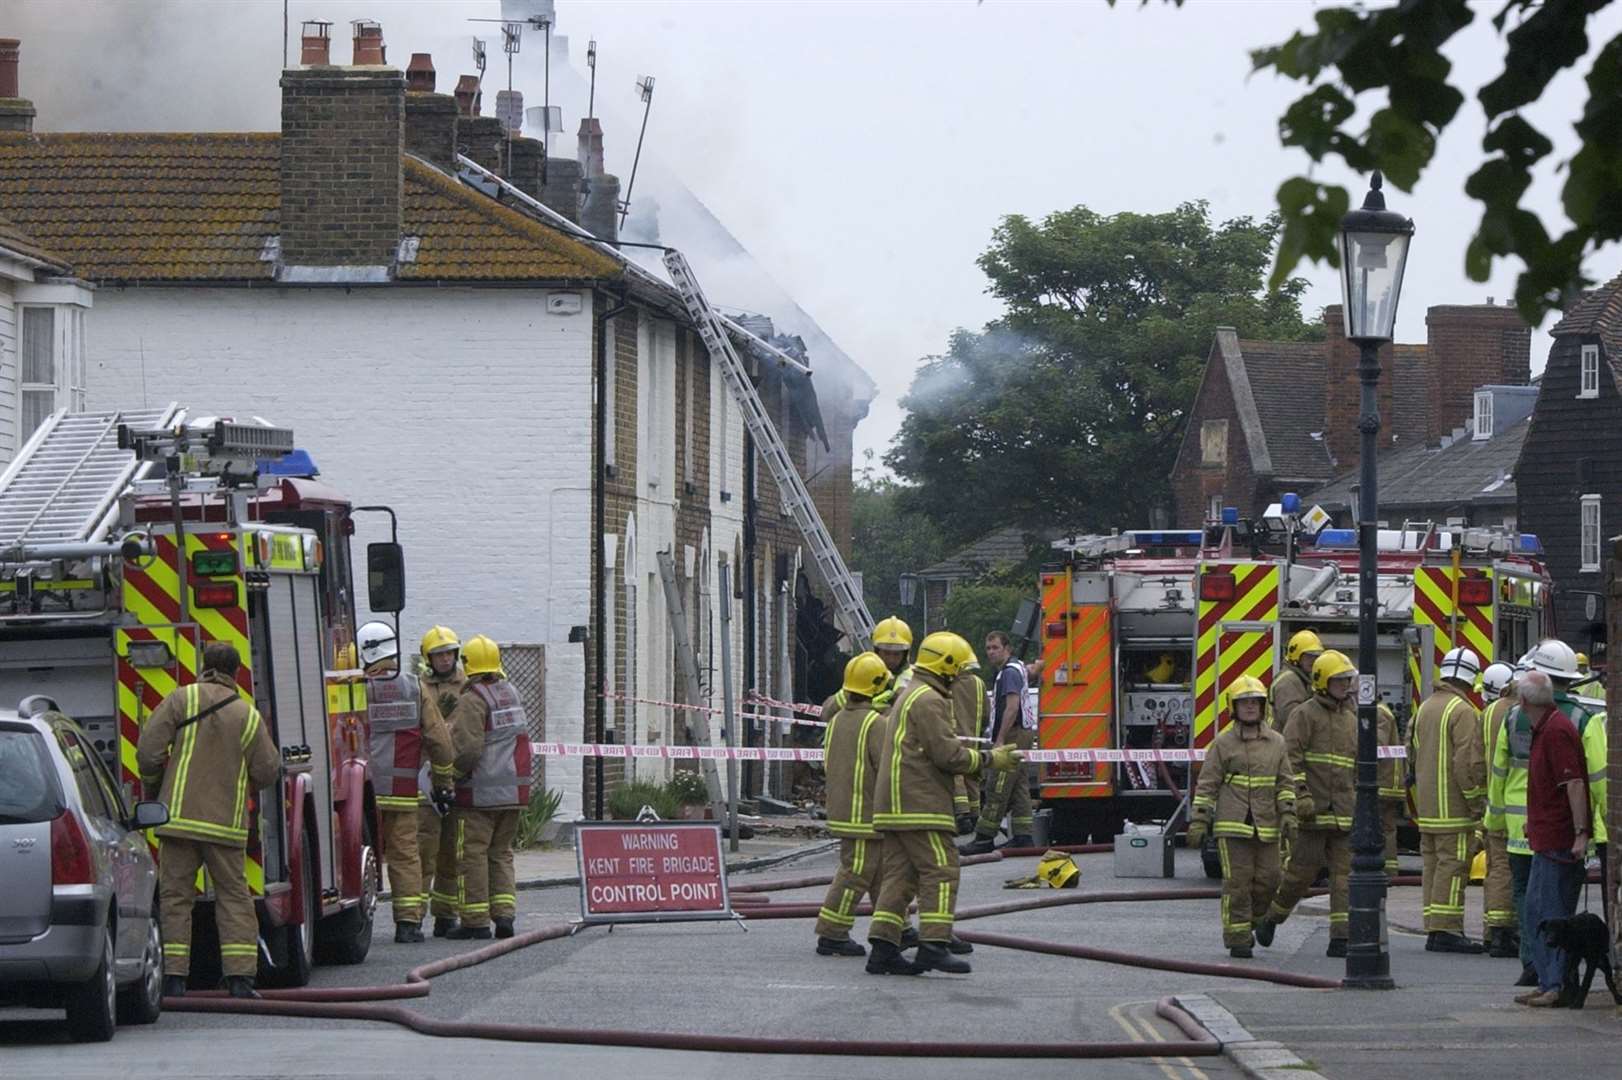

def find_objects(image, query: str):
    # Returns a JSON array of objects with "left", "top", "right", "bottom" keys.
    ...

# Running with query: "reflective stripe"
[{"left": 1304, "top": 752, "right": 1355, "bottom": 768}]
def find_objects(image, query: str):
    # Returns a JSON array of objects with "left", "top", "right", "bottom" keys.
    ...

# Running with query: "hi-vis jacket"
[
  {"left": 1409, "top": 683, "right": 1486, "bottom": 832},
  {"left": 1192, "top": 722, "right": 1295, "bottom": 841},
  {"left": 1556, "top": 692, "right": 1610, "bottom": 846},
  {"left": 822, "top": 701, "right": 886, "bottom": 839},
  {"left": 1269, "top": 665, "right": 1311, "bottom": 734},
  {"left": 136, "top": 672, "right": 280, "bottom": 847},
  {"left": 450, "top": 677, "right": 534, "bottom": 810},
  {"left": 417, "top": 666, "right": 467, "bottom": 807},
  {"left": 872, "top": 671, "right": 983, "bottom": 832},
  {"left": 1283, "top": 692, "right": 1357, "bottom": 831},
  {"left": 1482, "top": 693, "right": 1521, "bottom": 840},
  {"left": 1488, "top": 696, "right": 1609, "bottom": 851},
  {"left": 366, "top": 672, "right": 454, "bottom": 811}
]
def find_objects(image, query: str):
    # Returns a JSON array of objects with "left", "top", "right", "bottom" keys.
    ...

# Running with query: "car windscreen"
[{"left": 0, "top": 725, "right": 65, "bottom": 825}]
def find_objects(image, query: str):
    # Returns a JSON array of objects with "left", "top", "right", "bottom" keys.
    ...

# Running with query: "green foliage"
[
  {"left": 1249, "top": 0, "right": 1622, "bottom": 319},
  {"left": 607, "top": 779, "right": 682, "bottom": 821},
  {"left": 849, "top": 459, "right": 949, "bottom": 626},
  {"left": 884, "top": 202, "right": 1317, "bottom": 538},
  {"left": 514, "top": 787, "right": 563, "bottom": 849},
  {"left": 664, "top": 769, "right": 711, "bottom": 807},
  {"left": 941, "top": 583, "right": 1029, "bottom": 661}
]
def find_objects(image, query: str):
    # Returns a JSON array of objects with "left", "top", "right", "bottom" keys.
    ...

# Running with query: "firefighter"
[
  {"left": 1270, "top": 630, "right": 1323, "bottom": 733},
  {"left": 1255, "top": 650, "right": 1357, "bottom": 956},
  {"left": 417, "top": 625, "right": 467, "bottom": 937},
  {"left": 1571, "top": 650, "right": 1604, "bottom": 698},
  {"left": 1479, "top": 661, "right": 1520, "bottom": 957},
  {"left": 868, "top": 632, "right": 1022, "bottom": 975},
  {"left": 952, "top": 652, "right": 988, "bottom": 835},
  {"left": 357, "top": 621, "right": 455, "bottom": 943},
  {"left": 136, "top": 641, "right": 281, "bottom": 999},
  {"left": 447, "top": 635, "right": 534, "bottom": 940},
  {"left": 962, "top": 630, "right": 1035, "bottom": 855},
  {"left": 1409, "top": 646, "right": 1488, "bottom": 953},
  {"left": 1187, "top": 675, "right": 1296, "bottom": 958},
  {"left": 1377, "top": 702, "right": 1405, "bottom": 876},
  {"left": 814, "top": 652, "right": 892, "bottom": 957},
  {"left": 871, "top": 614, "right": 914, "bottom": 705}
]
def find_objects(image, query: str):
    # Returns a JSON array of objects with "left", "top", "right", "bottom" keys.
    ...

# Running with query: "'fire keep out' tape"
[{"left": 527, "top": 742, "right": 1411, "bottom": 763}]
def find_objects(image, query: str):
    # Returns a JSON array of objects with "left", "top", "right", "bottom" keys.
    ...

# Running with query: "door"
[{"left": 1039, "top": 570, "right": 1114, "bottom": 798}]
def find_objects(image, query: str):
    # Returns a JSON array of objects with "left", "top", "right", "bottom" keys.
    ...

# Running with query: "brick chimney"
[
  {"left": 404, "top": 71, "right": 458, "bottom": 172},
  {"left": 279, "top": 57, "right": 405, "bottom": 269},
  {"left": 0, "top": 38, "right": 37, "bottom": 133},
  {"left": 542, "top": 158, "right": 584, "bottom": 224},
  {"left": 454, "top": 75, "right": 482, "bottom": 118},
  {"left": 405, "top": 53, "right": 435, "bottom": 92},
  {"left": 1424, "top": 303, "right": 1532, "bottom": 444},
  {"left": 299, "top": 20, "right": 332, "bottom": 65},
  {"left": 1321, "top": 304, "right": 1399, "bottom": 471},
  {"left": 351, "top": 20, "right": 385, "bottom": 65},
  {"left": 460, "top": 115, "right": 505, "bottom": 177},
  {"left": 581, "top": 173, "right": 621, "bottom": 242},
  {"left": 506, "top": 136, "right": 545, "bottom": 202},
  {"left": 577, "top": 117, "right": 605, "bottom": 179}
]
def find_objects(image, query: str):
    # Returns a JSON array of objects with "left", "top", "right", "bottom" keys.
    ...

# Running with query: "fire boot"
[
  {"left": 946, "top": 934, "right": 973, "bottom": 955},
  {"left": 959, "top": 835, "right": 998, "bottom": 856},
  {"left": 865, "top": 939, "right": 922, "bottom": 976},
  {"left": 162, "top": 975, "right": 187, "bottom": 998},
  {"left": 433, "top": 917, "right": 457, "bottom": 938},
  {"left": 1253, "top": 919, "right": 1276, "bottom": 948},
  {"left": 494, "top": 916, "right": 515, "bottom": 940},
  {"left": 447, "top": 924, "right": 493, "bottom": 941},
  {"left": 1008, "top": 835, "right": 1034, "bottom": 849},
  {"left": 817, "top": 936, "right": 867, "bottom": 957},
  {"left": 1488, "top": 929, "right": 1520, "bottom": 959},
  {"left": 225, "top": 976, "right": 261, "bottom": 1000},
  {"left": 899, "top": 925, "right": 920, "bottom": 950},
  {"left": 914, "top": 942, "right": 971, "bottom": 975},
  {"left": 395, "top": 921, "right": 425, "bottom": 944},
  {"left": 1426, "top": 932, "right": 1485, "bottom": 955},
  {"left": 1229, "top": 944, "right": 1254, "bottom": 959},
  {"left": 1325, "top": 939, "right": 1347, "bottom": 958}
]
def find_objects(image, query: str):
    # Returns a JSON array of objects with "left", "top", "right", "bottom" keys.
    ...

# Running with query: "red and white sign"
[{"left": 575, "top": 822, "right": 733, "bottom": 924}]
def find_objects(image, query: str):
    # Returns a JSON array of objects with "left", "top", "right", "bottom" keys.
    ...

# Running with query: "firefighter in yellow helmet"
[
  {"left": 1188, "top": 675, "right": 1295, "bottom": 958},
  {"left": 1270, "top": 630, "right": 1323, "bottom": 733},
  {"left": 950, "top": 638, "right": 988, "bottom": 835},
  {"left": 446, "top": 635, "right": 534, "bottom": 940},
  {"left": 417, "top": 625, "right": 469, "bottom": 937},
  {"left": 1478, "top": 661, "right": 1520, "bottom": 957},
  {"left": 868, "top": 632, "right": 1022, "bottom": 975},
  {"left": 814, "top": 653, "right": 893, "bottom": 957},
  {"left": 1255, "top": 650, "right": 1357, "bottom": 957},
  {"left": 1409, "top": 647, "right": 1488, "bottom": 952},
  {"left": 871, "top": 615, "right": 914, "bottom": 706}
]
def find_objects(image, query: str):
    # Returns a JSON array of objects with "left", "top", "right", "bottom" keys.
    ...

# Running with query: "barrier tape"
[
  {"left": 601, "top": 689, "right": 827, "bottom": 729},
  {"left": 743, "top": 690, "right": 823, "bottom": 716},
  {"left": 526, "top": 741, "right": 1409, "bottom": 763}
]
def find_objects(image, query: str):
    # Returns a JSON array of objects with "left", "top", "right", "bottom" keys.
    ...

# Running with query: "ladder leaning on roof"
[{"left": 663, "top": 249, "right": 876, "bottom": 650}]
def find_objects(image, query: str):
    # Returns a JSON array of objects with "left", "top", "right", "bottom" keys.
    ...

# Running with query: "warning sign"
[{"left": 575, "top": 822, "right": 734, "bottom": 924}]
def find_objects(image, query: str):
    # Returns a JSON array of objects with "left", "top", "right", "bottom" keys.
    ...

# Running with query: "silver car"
[{"left": 0, "top": 700, "right": 169, "bottom": 1041}]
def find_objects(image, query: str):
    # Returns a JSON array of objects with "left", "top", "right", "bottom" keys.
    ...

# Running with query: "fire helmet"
[
  {"left": 462, "top": 634, "right": 505, "bottom": 678},
  {"left": 841, "top": 652, "right": 890, "bottom": 698},
  {"left": 1286, "top": 630, "right": 1325, "bottom": 665},
  {"left": 1311, "top": 650, "right": 1356, "bottom": 694},
  {"left": 357, "top": 620, "right": 398, "bottom": 667},
  {"left": 872, "top": 615, "right": 914, "bottom": 651}
]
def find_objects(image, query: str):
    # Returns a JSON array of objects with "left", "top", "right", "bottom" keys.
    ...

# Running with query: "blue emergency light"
[
  {"left": 1129, "top": 530, "right": 1204, "bottom": 548},
  {"left": 1281, "top": 492, "right": 1301, "bottom": 514},
  {"left": 1517, "top": 533, "right": 1544, "bottom": 555},
  {"left": 259, "top": 449, "right": 321, "bottom": 478},
  {"left": 1314, "top": 529, "right": 1358, "bottom": 549},
  {"left": 1221, "top": 506, "right": 1239, "bottom": 525}
]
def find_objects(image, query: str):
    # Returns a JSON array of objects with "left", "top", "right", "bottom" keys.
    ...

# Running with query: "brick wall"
[
  {"left": 459, "top": 116, "right": 505, "bottom": 177},
  {"left": 403, "top": 91, "right": 458, "bottom": 170},
  {"left": 1424, "top": 304, "right": 1532, "bottom": 444},
  {"left": 1170, "top": 336, "right": 1264, "bottom": 525},
  {"left": 280, "top": 66, "right": 404, "bottom": 266}
]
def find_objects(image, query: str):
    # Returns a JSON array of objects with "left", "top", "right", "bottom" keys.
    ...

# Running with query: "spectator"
[{"left": 1513, "top": 669, "right": 1591, "bottom": 1007}]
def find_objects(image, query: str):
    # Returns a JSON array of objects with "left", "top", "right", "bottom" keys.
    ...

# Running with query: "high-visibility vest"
[
  {"left": 456, "top": 679, "right": 533, "bottom": 809},
  {"left": 1556, "top": 694, "right": 1610, "bottom": 847},
  {"left": 367, "top": 672, "right": 423, "bottom": 810}
]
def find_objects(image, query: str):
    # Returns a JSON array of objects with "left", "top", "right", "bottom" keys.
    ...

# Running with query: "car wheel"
[
  {"left": 117, "top": 914, "right": 163, "bottom": 1025},
  {"left": 65, "top": 925, "right": 117, "bottom": 1042}
]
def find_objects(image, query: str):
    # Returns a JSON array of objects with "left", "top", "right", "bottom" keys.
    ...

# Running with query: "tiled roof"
[
  {"left": 1550, "top": 272, "right": 1622, "bottom": 389},
  {"left": 0, "top": 132, "right": 618, "bottom": 284},
  {"left": 0, "top": 209, "right": 69, "bottom": 272},
  {"left": 1307, "top": 416, "right": 1527, "bottom": 512},
  {"left": 919, "top": 525, "right": 1057, "bottom": 580},
  {"left": 1236, "top": 339, "right": 1333, "bottom": 481}
]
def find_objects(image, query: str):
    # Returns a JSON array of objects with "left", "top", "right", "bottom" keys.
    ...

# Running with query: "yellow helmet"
[
  {"left": 462, "top": 634, "right": 504, "bottom": 678},
  {"left": 842, "top": 652, "right": 890, "bottom": 698},
  {"left": 914, "top": 631, "right": 969, "bottom": 679},
  {"left": 1576, "top": 651, "right": 1590, "bottom": 673},
  {"left": 1311, "top": 649, "right": 1356, "bottom": 693},
  {"left": 941, "top": 632, "right": 978, "bottom": 671},
  {"left": 1224, "top": 674, "right": 1268, "bottom": 714},
  {"left": 421, "top": 625, "right": 461, "bottom": 658},
  {"left": 1037, "top": 850, "right": 1081, "bottom": 889},
  {"left": 1286, "top": 629, "right": 1325, "bottom": 665},
  {"left": 872, "top": 615, "right": 914, "bottom": 650}
]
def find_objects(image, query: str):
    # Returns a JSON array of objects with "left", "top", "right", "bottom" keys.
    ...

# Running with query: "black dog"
[{"left": 1538, "top": 913, "right": 1621, "bottom": 1008}]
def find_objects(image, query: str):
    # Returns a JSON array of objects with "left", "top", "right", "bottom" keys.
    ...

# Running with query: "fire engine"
[
  {"left": 0, "top": 406, "right": 403, "bottom": 985},
  {"left": 1035, "top": 508, "right": 1553, "bottom": 843}
]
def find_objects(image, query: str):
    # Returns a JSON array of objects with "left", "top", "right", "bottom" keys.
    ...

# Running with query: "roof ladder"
[{"left": 663, "top": 249, "right": 875, "bottom": 649}]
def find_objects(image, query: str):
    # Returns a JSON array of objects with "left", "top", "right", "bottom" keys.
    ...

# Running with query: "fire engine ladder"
[
  {"left": 663, "top": 249, "right": 875, "bottom": 649},
  {"left": 0, "top": 404, "right": 181, "bottom": 558}
]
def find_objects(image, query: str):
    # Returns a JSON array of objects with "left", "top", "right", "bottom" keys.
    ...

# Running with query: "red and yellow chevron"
[
  {"left": 1194, "top": 562, "right": 1279, "bottom": 747},
  {"left": 1411, "top": 566, "right": 1493, "bottom": 709},
  {"left": 1038, "top": 570, "right": 1114, "bottom": 799}
]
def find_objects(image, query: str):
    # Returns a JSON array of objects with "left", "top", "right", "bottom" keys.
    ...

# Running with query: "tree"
[
  {"left": 1245, "top": 0, "right": 1622, "bottom": 320},
  {"left": 941, "top": 582, "right": 1030, "bottom": 664},
  {"left": 885, "top": 201, "right": 1318, "bottom": 540},
  {"left": 848, "top": 455, "right": 948, "bottom": 630}
]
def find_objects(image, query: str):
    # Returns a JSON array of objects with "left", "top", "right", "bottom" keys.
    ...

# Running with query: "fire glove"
[
  {"left": 1185, "top": 819, "right": 1208, "bottom": 848},
  {"left": 988, "top": 745, "right": 1024, "bottom": 772},
  {"left": 1293, "top": 794, "right": 1315, "bottom": 823},
  {"left": 431, "top": 788, "right": 455, "bottom": 818},
  {"left": 1280, "top": 813, "right": 1299, "bottom": 844},
  {"left": 955, "top": 813, "right": 977, "bottom": 836}
]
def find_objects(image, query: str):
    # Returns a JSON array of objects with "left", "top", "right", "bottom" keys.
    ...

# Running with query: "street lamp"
[{"left": 1338, "top": 170, "right": 1412, "bottom": 991}]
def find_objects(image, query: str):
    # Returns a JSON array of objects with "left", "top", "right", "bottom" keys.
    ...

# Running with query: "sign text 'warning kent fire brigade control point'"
[{"left": 575, "top": 822, "right": 733, "bottom": 923}]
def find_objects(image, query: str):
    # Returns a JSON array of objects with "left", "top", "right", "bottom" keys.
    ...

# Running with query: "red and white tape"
[
  {"left": 600, "top": 689, "right": 827, "bottom": 729},
  {"left": 527, "top": 741, "right": 1410, "bottom": 763}
]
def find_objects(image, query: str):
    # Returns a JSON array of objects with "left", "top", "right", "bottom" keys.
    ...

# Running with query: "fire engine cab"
[{"left": 0, "top": 406, "right": 403, "bottom": 985}]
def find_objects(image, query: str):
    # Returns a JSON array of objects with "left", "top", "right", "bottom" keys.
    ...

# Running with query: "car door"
[
  {"left": 54, "top": 724, "right": 131, "bottom": 961},
  {"left": 0, "top": 722, "right": 63, "bottom": 944},
  {"left": 81, "top": 727, "right": 156, "bottom": 956}
]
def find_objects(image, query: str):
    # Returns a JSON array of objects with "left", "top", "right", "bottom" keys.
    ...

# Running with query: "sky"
[{"left": 8, "top": 0, "right": 1621, "bottom": 471}]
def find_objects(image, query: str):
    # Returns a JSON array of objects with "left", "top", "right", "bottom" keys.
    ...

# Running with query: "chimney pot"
[
  {"left": 405, "top": 53, "right": 436, "bottom": 92},
  {"left": 351, "top": 19, "right": 385, "bottom": 65},
  {"left": 577, "top": 117, "right": 605, "bottom": 179},
  {"left": 454, "top": 75, "right": 482, "bottom": 118},
  {"left": 0, "top": 38, "right": 20, "bottom": 98},
  {"left": 495, "top": 90, "right": 524, "bottom": 136},
  {"left": 299, "top": 21, "right": 332, "bottom": 66}
]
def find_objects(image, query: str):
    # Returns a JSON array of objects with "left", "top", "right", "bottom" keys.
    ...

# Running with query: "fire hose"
[{"left": 163, "top": 852, "right": 1347, "bottom": 1058}]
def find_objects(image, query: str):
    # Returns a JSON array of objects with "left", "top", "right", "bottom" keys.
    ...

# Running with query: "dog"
[{"left": 1538, "top": 913, "right": 1621, "bottom": 1008}]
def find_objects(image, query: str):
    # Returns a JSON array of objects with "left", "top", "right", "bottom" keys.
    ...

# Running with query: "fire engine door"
[
  {"left": 1215, "top": 622, "right": 1275, "bottom": 736},
  {"left": 1039, "top": 570, "right": 1113, "bottom": 797}
]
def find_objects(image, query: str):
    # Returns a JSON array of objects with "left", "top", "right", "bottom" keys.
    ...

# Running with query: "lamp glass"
[{"left": 1338, "top": 228, "right": 1410, "bottom": 342}]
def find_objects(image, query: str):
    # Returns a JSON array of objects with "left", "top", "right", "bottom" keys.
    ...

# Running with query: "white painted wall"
[
  {"left": 631, "top": 312, "right": 678, "bottom": 781},
  {"left": 708, "top": 356, "right": 748, "bottom": 730},
  {"left": 84, "top": 286, "right": 595, "bottom": 817},
  {"left": 0, "top": 281, "right": 16, "bottom": 466}
]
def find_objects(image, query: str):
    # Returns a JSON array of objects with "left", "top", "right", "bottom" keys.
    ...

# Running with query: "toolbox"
[{"left": 1113, "top": 822, "right": 1174, "bottom": 878}]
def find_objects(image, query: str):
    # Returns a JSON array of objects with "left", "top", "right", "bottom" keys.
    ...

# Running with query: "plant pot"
[{"left": 678, "top": 804, "right": 712, "bottom": 821}]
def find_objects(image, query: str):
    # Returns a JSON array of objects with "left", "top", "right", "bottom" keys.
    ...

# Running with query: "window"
[
  {"left": 1580, "top": 494, "right": 1601, "bottom": 573},
  {"left": 55, "top": 725, "right": 113, "bottom": 821},
  {"left": 1473, "top": 390, "right": 1493, "bottom": 440},
  {"left": 602, "top": 318, "right": 617, "bottom": 474},
  {"left": 1200, "top": 419, "right": 1228, "bottom": 466},
  {"left": 1580, "top": 344, "right": 1600, "bottom": 399},
  {"left": 20, "top": 306, "right": 56, "bottom": 436},
  {"left": 1208, "top": 494, "right": 1222, "bottom": 523}
]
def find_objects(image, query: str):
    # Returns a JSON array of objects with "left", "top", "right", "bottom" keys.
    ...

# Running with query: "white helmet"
[
  {"left": 357, "top": 620, "right": 398, "bottom": 667},
  {"left": 1525, "top": 638, "right": 1580, "bottom": 682},
  {"left": 1481, "top": 662, "right": 1515, "bottom": 698},
  {"left": 1438, "top": 646, "right": 1481, "bottom": 685}
]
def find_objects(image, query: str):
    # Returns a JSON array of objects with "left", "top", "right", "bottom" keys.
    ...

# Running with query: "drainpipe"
[
  {"left": 742, "top": 436, "right": 757, "bottom": 797},
  {"left": 593, "top": 288, "right": 628, "bottom": 820}
]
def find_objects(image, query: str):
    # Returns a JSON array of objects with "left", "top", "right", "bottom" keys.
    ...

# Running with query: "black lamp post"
[{"left": 1338, "top": 171, "right": 1412, "bottom": 990}]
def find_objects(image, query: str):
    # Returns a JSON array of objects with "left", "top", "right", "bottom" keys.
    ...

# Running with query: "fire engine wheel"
[
  {"left": 316, "top": 819, "right": 378, "bottom": 966},
  {"left": 267, "top": 836, "right": 318, "bottom": 989}
]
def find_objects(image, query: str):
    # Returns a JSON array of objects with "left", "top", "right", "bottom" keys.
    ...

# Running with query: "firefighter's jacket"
[
  {"left": 1192, "top": 722, "right": 1295, "bottom": 841},
  {"left": 136, "top": 672, "right": 281, "bottom": 847},
  {"left": 1377, "top": 704, "right": 1404, "bottom": 804},
  {"left": 450, "top": 677, "right": 534, "bottom": 810},
  {"left": 822, "top": 700, "right": 886, "bottom": 839},
  {"left": 418, "top": 666, "right": 467, "bottom": 805},
  {"left": 1483, "top": 694, "right": 1518, "bottom": 839},
  {"left": 872, "top": 671, "right": 984, "bottom": 832},
  {"left": 1269, "top": 665, "right": 1311, "bottom": 734},
  {"left": 1408, "top": 683, "right": 1485, "bottom": 832},
  {"left": 1556, "top": 692, "right": 1610, "bottom": 846},
  {"left": 365, "top": 671, "right": 454, "bottom": 811},
  {"left": 1282, "top": 691, "right": 1356, "bottom": 831},
  {"left": 952, "top": 671, "right": 987, "bottom": 742}
]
